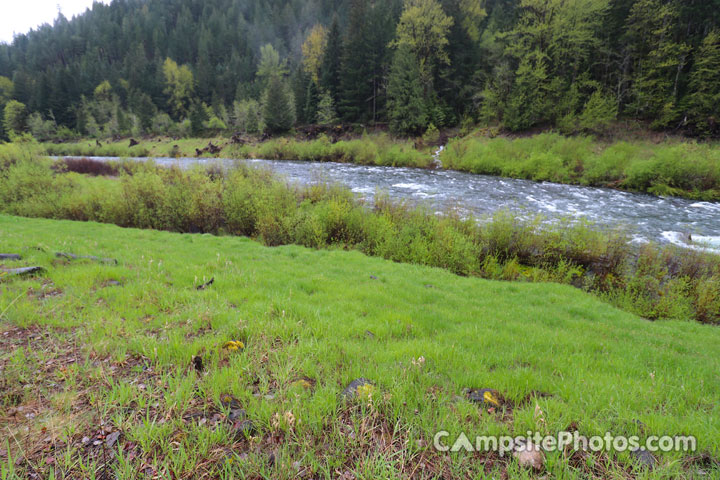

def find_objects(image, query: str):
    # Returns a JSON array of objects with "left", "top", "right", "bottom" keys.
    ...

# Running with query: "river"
[{"left": 58, "top": 156, "right": 720, "bottom": 253}]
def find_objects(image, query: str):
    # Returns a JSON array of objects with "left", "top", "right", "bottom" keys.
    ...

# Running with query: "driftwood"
[
  {"left": 195, "top": 142, "right": 223, "bottom": 157},
  {"left": 56, "top": 252, "right": 117, "bottom": 265},
  {"left": 0, "top": 266, "right": 45, "bottom": 278},
  {"left": 196, "top": 277, "right": 215, "bottom": 290}
]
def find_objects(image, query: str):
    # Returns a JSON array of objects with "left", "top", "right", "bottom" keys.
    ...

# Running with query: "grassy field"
[
  {"left": 41, "top": 134, "right": 434, "bottom": 169},
  {"left": 1, "top": 215, "right": 719, "bottom": 479}
]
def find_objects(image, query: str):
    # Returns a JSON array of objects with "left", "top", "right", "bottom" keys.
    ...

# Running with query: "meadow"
[{"left": 1, "top": 215, "right": 719, "bottom": 479}]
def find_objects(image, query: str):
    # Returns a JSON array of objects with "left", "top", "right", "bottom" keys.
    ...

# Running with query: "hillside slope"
[{"left": 1, "top": 215, "right": 718, "bottom": 478}]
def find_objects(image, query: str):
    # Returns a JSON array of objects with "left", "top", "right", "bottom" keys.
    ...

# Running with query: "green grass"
[
  {"left": 441, "top": 132, "right": 720, "bottom": 201},
  {"left": 40, "top": 133, "right": 434, "bottom": 169},
  {"left": 1, "top": 215, "right": 719, "bottom": 478}
]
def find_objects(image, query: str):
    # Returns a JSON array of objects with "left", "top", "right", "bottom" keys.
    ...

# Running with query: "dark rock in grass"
[
  {"left": 342, "top": 378, "right": 375, "bottom": 399},
  {"left": 129, "top": 138, "right": 139, "bottom": 147},
  {"left": 0, "top": 266, "right": 46, "bottom": 278},
  {"left": 229, "top": 408, "right": 247, "bottom": 422},
  {"left": 369, "top": 275, "right": 378, "bottom": 280},
  {"left": 220, "top": 393, "right": 242, "bottom": 410},
  {"left": 196, "top": 277, "right": 214, "bottom": 290},
  {"left": 56, "top": 252, "right": 117, "bottom": 265},
  {"left": 0, "top": 254, "right": 21, "bottom": 260},
  {"left": 631, "top": 448, "right": 657, "bottom": 469},
  {"left": 232, "top": 419, "right": 256, "bottom": 439},
  {"left": 466, "top": 388, "right": 503, "bottom": 407},
  {"left": 105, "top": 280, "right": 122, "bottom": 287},
  {"left": 192, "top": 355, "right": 204, "bottom": 373}
]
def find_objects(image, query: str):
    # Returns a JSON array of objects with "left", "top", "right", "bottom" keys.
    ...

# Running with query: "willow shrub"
[{"left": 1, "top": 144, "right": 719, "bottom": 324}]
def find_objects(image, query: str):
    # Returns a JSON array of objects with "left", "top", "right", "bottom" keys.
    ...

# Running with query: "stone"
[
  {"left": 219, "top": 393, "right": 242, "bottom": 410},
  {"left": 513, "top": 440, "right": 545, "bottom": 471},
  {"left": 631, "top": 448, "right": 657, "bottom": 469},
  {"left": 0, "top": 254, "right": 21, "bottom": 260},
  {"left": 232, "top": 419, "right": 256, "bottom": 439},
  {"left": 466, "top": 388, "right": 503, "bottom": 407},
  {"left": 342, "top": 378, "right": 375, "bottom": 399}
]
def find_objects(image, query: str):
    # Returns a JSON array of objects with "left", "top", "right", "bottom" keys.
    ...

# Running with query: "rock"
[
  {"left": 228, "top": 408, "right": 247, "bottom": 422},
  {"left": 0, "top": 266, "right": 45, "bottom": 278},
  {"left": 513, "top": 440, "right": 545, "bottom": 471},
  {"left": 220, "top": 394, "right": 242, "bottom": 410},
  {"left": 369, "top": 275, "right": 378, "bottom": 280},
  {"left": 466, "top": 388, "right": 503, "bottom": 407},
  {"left": 129, "top": 138, "right": 139, "bottom": 147},
  {"left": 232, "top": 419, "right": 256, "bottom": 439},
  {"left": 196, "top": 277, "right": 214, "bottom": 290},
  {"left": 342, "top": 378, "right": 375, "bottom": 399},
  {"left": 192, "top": 355, "right": 204, "bottom": 373},
  {"left": 105, "top": 431, "right": 121, "bottom": 448},
  {"left": 105, "top": 280, "right": 122, "bottom": 287},
  {"left": 631, "top": 448, "right": 657, "bottom": 469},
  {"left": 56, "top": 252, "right": 117, "bottom": 264},
  {"left": 0, "top": 254, "right": 21, "bottom": 260}
]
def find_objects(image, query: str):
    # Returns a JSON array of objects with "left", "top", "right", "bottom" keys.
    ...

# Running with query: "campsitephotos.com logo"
[{"left": 433, "top": 430, "right": 697, "bottom": 455}]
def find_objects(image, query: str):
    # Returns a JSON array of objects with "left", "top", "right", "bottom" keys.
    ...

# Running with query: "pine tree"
[
  {"left": 304, "top": 80, "right": 319, "bottom": 124},
  {"left": 320, "top": 17, "right": 342, "bottom": 106},
  {"left": 625, "top": 0, "right": 690, "bottom": 127},
  {"left": 686, "top": 30, "right": 720, "bottom": 136},
  {"left": 338, "top": 0, "right": 373, "bottom": 122},
  {"left": 387, "top": 46, "right": 428, "bottom": 135},
  {"left": 263, "top": 76, "right": 296, "bottom": 133},
  {"left": 317, "top": 90, "right": 338, "bottom": 125},
  {"left": 190, "top": 101, "right": 209, "bottom": 136}
]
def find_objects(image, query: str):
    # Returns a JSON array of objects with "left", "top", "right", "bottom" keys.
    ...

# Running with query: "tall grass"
[
  {"left": 1, "top": 142, "right": 719, "bottom": 323},
  {"left": 441, "top": 133, "right": 720, "bottom": 200}
]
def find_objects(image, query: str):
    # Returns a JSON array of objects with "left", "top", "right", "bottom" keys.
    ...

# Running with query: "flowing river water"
[{"left": 59, "top": 155, "right": 720, "bottom": 253}]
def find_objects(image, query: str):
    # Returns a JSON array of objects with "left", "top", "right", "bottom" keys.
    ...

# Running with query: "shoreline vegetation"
[
  {"left": 2, "top": 141, "right": 719, "bottom": 325},
  {"left": 39, "top": 129, "right": 720, "bottom": 201}
]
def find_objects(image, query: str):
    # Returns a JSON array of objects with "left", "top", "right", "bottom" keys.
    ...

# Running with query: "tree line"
[{"left": 1, "top": 0, "right": 719, "bottom": 140}]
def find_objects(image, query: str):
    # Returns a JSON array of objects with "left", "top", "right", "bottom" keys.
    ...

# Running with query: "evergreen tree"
[
  {"left": 685, "top": 30, "right": 720, "bottom": 136},
  {"left": 338, "top": 0, "right": 373, "bottom": 122},
  {"left": 304, "top": 80, "right": 320, "bottom": 124},
  {"left": 625, "top": 0, "right": 690, "bottom": 127},
  {"left": 387, "top": 46, "right": 428, "bottom": 135},
  {"left": 320, "top": 17, "right": 342, "bottom": 106},
  {"left": 190, "top": 101, "right": 210, "bottom": 136},
  {"left": 317, "top": 90, "right": 338, "bottom": 125},
  {"left": 263, "top": 76, "right": 296, "bottom": 133}
]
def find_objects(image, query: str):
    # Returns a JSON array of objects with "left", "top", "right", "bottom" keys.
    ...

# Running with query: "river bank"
[
  {"left": 2, "top": 215, "right": 718, "bottom": 478},
  {"left": 40, "top": 130, "right": 720, "bottom": 201},
  {"left": 3, "top": 142, "right": 720, "bottom": 324}
]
